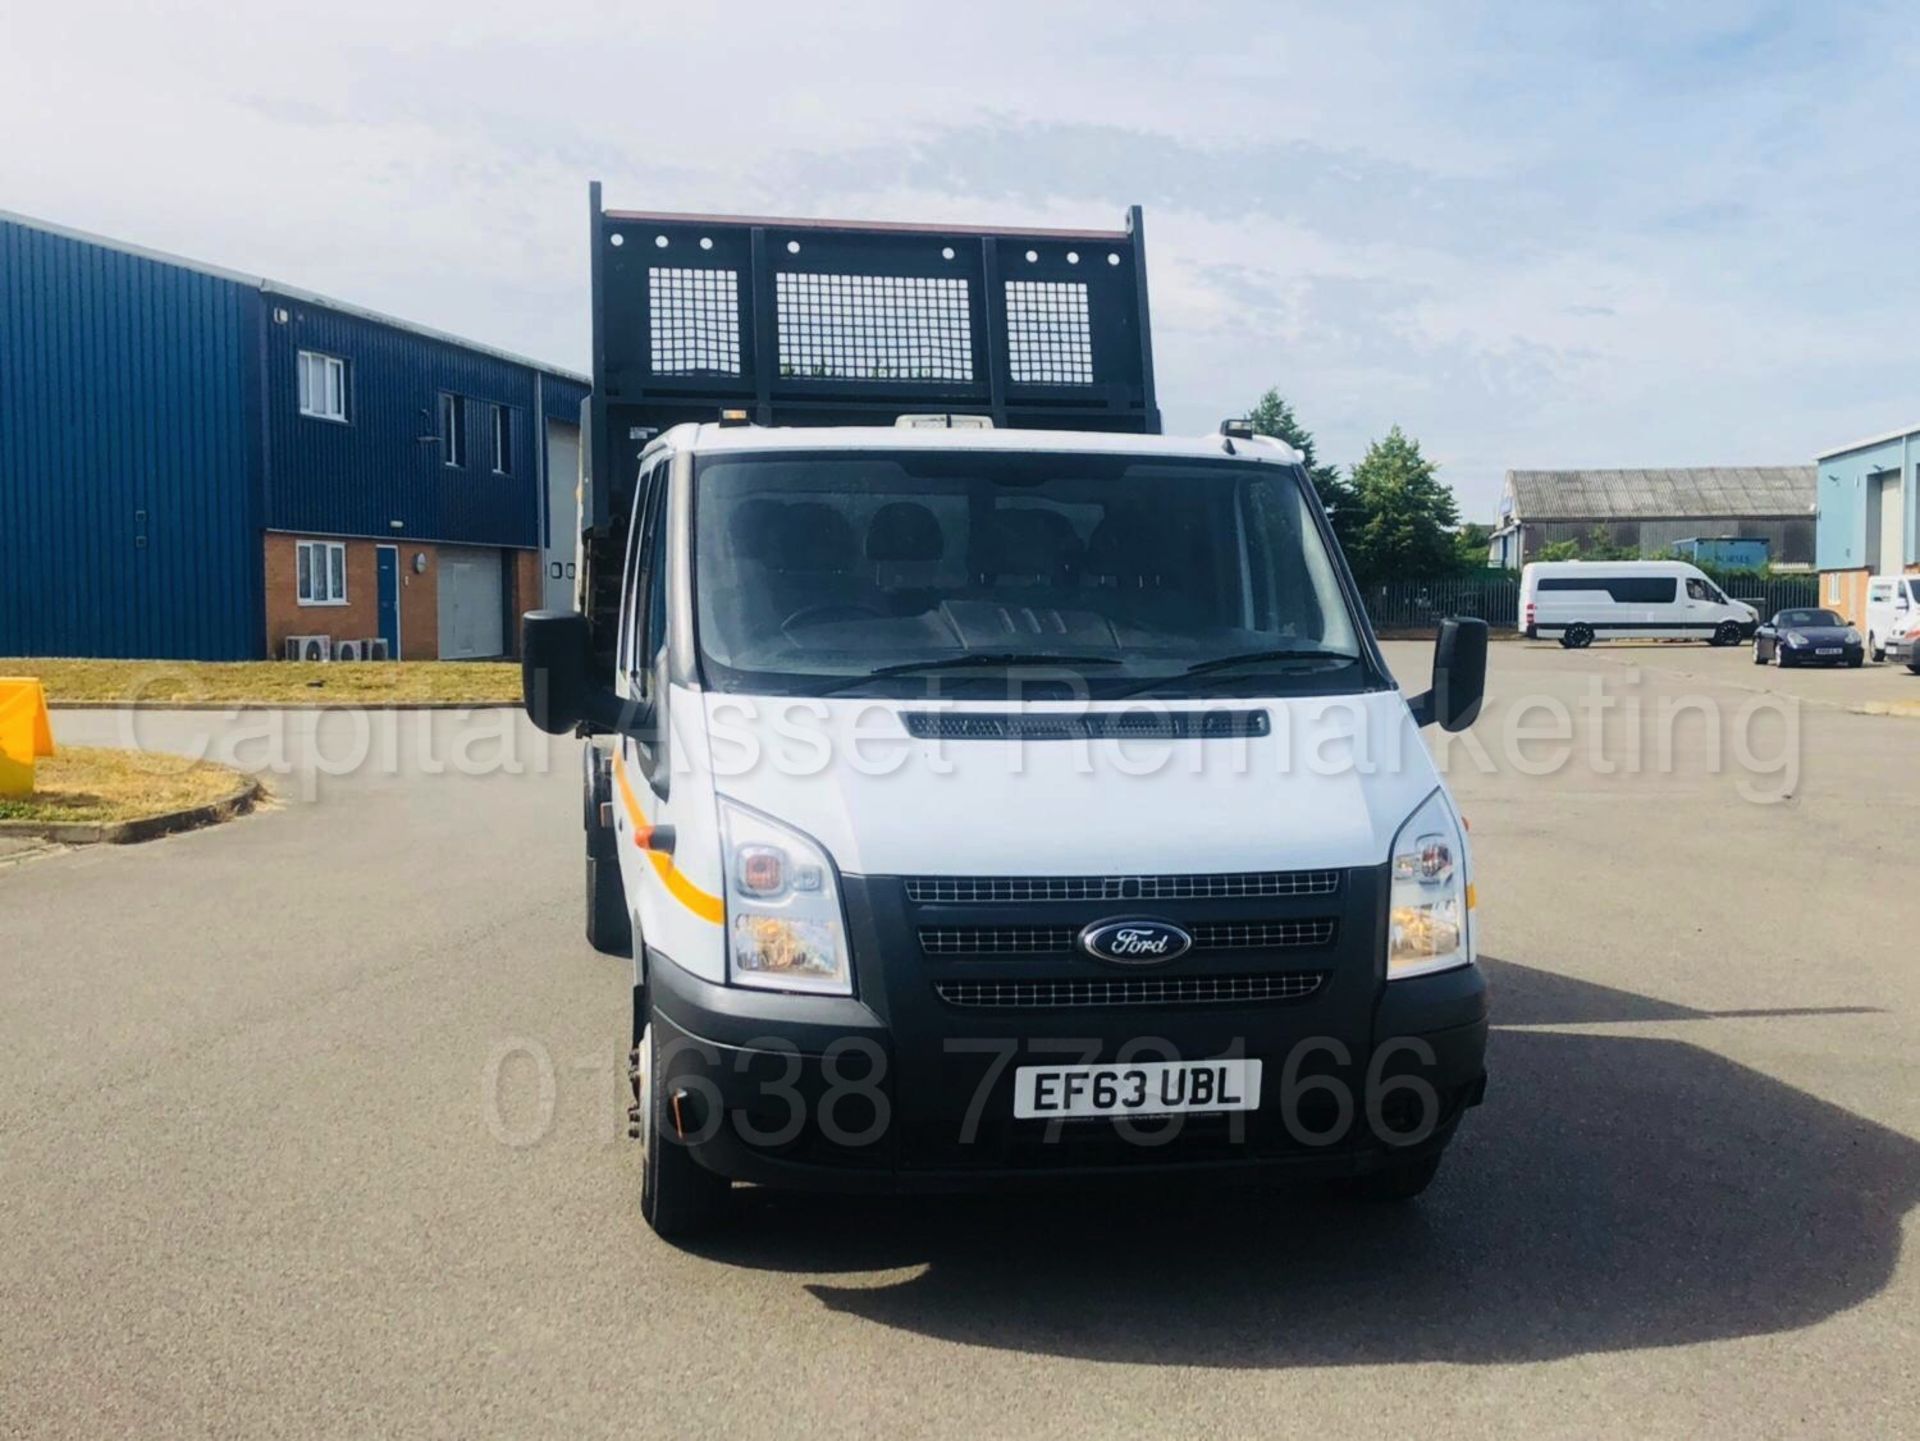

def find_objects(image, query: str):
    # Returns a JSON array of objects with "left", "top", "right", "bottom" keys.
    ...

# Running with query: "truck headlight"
[
  {"left": 719, "top": 799, "right": 853, "bottom": 996},
  {"left": 1387, "top": 789, "right": 1471, "bottom": 980}
]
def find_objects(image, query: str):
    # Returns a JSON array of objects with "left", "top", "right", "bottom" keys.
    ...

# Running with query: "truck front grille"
[
  {"left": 919, "top": 918, "right": 1337, "bottom": 957},
  {"left": 933, "top": 972, "right": 1326, "bottom": 1009},
  {"left": 904, "top": 869, "right": 1341, "bottom": 904}
]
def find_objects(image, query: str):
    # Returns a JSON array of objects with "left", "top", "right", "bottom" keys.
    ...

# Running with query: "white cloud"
[{"left": 4, "top": 0, "right": 1918, "bottom": 517}]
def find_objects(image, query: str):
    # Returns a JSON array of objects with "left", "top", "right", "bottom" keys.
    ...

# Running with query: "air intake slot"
[
  {"left": 900, "top": 710, "right": 1270, "bottom": 741},
  {"left": 934, "top": 972, "right": 1326, "bottom": 1009},
  {"left": 905, "top": 870, "right": 1341, "bottom": 904}
]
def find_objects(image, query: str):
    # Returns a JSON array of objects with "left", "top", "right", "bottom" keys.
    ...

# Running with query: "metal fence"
[
  {"left": 1716, "top": 575, "right": 1819, "bottom": 615},
  {"left": 1362, "top": 578, "right": 1519, "bottom": 631},
  {"left": 1360, "top": 573, "right": 1821, "bottom": 631}
]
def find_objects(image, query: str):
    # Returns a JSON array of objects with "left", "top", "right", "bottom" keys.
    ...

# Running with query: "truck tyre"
[
  {"left": 1712, "top": 621, "right": 1741, "bottom": 647},
  {"left": 1870, "top": 634, "right": 1885, "bottom": 663},
  {"left": 1338, "top": 1152, "right": 1443, "bottom": 1203},
  {"left": 637, "top": 1004, "right": 731, "bottom": 1240},
  {"left": 1907, "top": 658, "right": 1920, "bottom": 675},
  {"left": 1563, "top": 624, "right": 1594, "bottom": 650}
]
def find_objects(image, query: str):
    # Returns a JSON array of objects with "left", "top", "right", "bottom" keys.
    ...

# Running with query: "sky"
[{"left": 4, "top": 0, "right": 1918, "bottom": 519}]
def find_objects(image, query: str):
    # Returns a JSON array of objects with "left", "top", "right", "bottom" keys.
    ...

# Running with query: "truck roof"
[{"left": 662, "top": 423, "right": 1303, "bottom": 465}]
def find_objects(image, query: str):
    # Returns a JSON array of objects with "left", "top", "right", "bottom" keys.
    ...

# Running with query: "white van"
[
  {"left": 1521, "top": 560, "right": 1758, "bottom": 648},
  {"left": 1863, "top": 574, "right": 1920, "bottom": 662},
  {"left": 523, "top": 200, "right": 1492, "bottom": 1240}
]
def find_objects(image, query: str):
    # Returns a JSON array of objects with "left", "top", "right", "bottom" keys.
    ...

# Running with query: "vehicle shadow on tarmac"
[{"left": 696, "top": 958, "right": 1917, "bottom": 1366}]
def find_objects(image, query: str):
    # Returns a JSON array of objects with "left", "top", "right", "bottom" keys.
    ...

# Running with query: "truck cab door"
[{"left": 613, "top": 453, "right": 683, "bottom": 954}]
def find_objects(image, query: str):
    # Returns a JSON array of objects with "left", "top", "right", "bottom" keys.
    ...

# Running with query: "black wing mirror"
[
  {"left": 521, "top": 610, "right": 650, "bottom": 738},
  {"left": 1408, "top": 617, "right": 1488, "bottom": 732}
]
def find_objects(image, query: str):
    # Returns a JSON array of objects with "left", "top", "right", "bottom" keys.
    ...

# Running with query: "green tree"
[
  {"left": 1346, "top": 426, "right": 1460, "bottom": 585},
  {"left": 1248, "top": 388, "right": 1360, "bottom": 544},
  {"left": 1451, "top": 521, "right": 1497, "bottom": 573}
]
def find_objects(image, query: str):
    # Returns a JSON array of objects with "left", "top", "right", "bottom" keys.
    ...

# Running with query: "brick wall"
[
  {"left": 1820, "top": 569, "right": 1869, "bottom": 629},
  {"left": 265, "top": 534, "right": 382, "bottom": 658},
  {"left": 398, "top": 547, "right": 438, "bottom": 661},
  {"left": 264, "top": 535, "right": 534, "bottom": 660},
  {"left": 509, "top": 549, "right": 543, "bottom": 658}
]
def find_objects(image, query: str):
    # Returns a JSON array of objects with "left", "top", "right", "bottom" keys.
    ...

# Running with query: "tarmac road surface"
[{"left": 2, "top": 643, "right": 1916, "bottom": 1438}]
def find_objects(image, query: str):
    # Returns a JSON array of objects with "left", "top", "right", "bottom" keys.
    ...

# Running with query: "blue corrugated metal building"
[{"left": 0, "top": 210, "right": 589, "bottom": 660}]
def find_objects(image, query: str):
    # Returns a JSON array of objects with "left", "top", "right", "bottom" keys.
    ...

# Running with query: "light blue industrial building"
[{"left": 1815, "top": 424, "right": 1918, "bottom": 622}]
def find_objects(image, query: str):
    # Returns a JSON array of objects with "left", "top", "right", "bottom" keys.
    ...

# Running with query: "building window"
[
  {"left": 492, "top": 404, "right": 513, "bottom": 475},
  {"left": 296, "top": 540, "right": 347, "bottom": 605},
  {"left": 297, "top": 351, "right": 349, "bottom": 422},
  {"left": 439, "top": 393, "right": 466, "bottom": 467}
]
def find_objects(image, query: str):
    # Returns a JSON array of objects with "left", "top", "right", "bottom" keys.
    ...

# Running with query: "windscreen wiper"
[
  {"left": 1109, "top": 647, "right": 1357, "bottom": 697},
  {"left": 820, "top": 652, "right": 1122, "bottom": 694}
]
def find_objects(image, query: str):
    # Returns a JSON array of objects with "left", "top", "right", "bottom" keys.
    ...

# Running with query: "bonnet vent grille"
[{"left": 900, "top": 710, "right": 1270, "bottom": 742}]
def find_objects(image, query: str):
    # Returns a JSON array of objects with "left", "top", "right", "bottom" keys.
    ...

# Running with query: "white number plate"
[
  {"left": 1013, "top": 1060, "right": 1261, "bottom": 1119},
  {"left": 1816, "top": 647, "right": 1840, "bottom": 656}
]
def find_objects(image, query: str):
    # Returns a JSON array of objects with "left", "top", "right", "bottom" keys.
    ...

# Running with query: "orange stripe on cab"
[{"left": 612, "top": 755, "right": 725, "bottom": 925}]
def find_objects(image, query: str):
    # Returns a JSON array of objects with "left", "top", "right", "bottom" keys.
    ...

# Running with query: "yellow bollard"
[{"left": 0, "top": 678, "right": 56, "bottom": 797}]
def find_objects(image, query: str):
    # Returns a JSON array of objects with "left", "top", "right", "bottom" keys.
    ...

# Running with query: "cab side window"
[
  {"left": 614, "top": 466, "right": 650, "bottom": 685},
  {"left": 625, "top": 454, "right": 673, "bottom": 703},
  {"left": 1686, "top": 578, "right": 1711, "bottom": 601}
]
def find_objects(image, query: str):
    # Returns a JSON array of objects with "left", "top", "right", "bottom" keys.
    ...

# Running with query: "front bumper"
[
  {"left": 1781, "top": 640, "right": 1864, "bottom": 665},
  {"left": 646, "top": 897, "right": 1489, "bottom": 1194}
]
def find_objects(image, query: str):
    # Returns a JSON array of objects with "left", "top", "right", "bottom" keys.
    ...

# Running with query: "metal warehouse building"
[
  {"left": 1486, "top": 466, "right": 1816, "bottom": 570},
  {"left": 1814, "top": 424, "right": 1918, "bottom": 625},
  {"left": 0, "top": 211, "right": 589, "bottom": 661}
]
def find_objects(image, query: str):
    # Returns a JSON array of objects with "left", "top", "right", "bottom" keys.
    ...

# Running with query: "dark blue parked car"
[{"left": 1753, "top": 608, "right": 1864, "bottom": 668}]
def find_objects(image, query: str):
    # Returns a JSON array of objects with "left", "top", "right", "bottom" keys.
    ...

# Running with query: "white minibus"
[{"left": 1521, "top": 560, "right": 1757, "bottom": 648}]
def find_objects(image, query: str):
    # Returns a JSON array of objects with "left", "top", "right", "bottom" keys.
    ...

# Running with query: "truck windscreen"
[{"left": 691, "top": 450, "right": 1368, "bottom": 699}]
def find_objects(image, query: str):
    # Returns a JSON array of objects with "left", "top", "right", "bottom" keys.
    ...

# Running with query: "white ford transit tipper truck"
[{"left": 523, "top": 192, "right": 1490, "bottom": 1238}]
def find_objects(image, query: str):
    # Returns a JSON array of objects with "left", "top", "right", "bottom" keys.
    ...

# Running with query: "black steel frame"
[{"left": 582, "top": 184, "right": 1161, "bottom": 540}]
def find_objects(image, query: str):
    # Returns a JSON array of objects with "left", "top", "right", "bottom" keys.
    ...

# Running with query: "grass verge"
[
  {"left": 0, "top": 746, "right": 251, "bottom": 827},
  {"left": 1, "top": 658, "right": 521, "bottom": 706}
]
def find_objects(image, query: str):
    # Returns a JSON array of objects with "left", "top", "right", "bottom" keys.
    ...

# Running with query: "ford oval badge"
[{"left": 1079, "top": 918, "right": 1193, "bottom": 965}]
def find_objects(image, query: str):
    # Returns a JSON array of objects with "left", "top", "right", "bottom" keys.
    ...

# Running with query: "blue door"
[{"left": 376, "top": 546, "right": 402, "bottom": 658}]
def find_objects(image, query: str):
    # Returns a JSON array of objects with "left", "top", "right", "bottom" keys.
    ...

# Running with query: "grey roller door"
[{"left": 438, "top": 547, "right": 505, "bottom": 659}]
